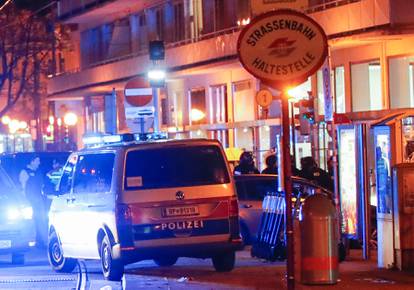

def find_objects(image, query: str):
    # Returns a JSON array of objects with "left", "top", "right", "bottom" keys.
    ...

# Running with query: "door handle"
[
  {"left": 243, "top": 204, "right": 253, "bottom": 208},
  {"left": 87, "top": 205, "right": 105, "bottom": 208},
  {"left": 66, "top": 197, "right": 75, "bottom": 203}
]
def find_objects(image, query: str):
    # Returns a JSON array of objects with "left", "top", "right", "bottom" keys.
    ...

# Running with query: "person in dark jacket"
[
  {"left": 262, "top": 154, "right": 277, "bottom": 174},
  {"left": 19, "top": 155, "right": 47, "bottom": 247},
  {"left": 234, "top": 151, "right": 259, "bottom": 175},
  {"left": 299, "top": 156, "right": 333, "bottom": 192}
]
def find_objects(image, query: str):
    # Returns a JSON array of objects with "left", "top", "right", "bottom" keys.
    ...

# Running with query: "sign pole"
[{"left": 281, "top": 92, "right": 295, "bottom": 290}]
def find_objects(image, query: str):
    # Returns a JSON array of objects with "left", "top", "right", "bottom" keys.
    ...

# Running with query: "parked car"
[
  {"left": 234, "top": 174, "right": 346, "bottom": 261},
  {"left": 234, "top": 174, "right": 332, "bottom": 244},
  {"left": 0, "top": 164, "right": 36, "bottom": 264},
  {"left": 47, "top": 134, "right": 242, "bottom": 281},
  {"left": 0, "top": 151, "right": 71, "bottom": 187}
]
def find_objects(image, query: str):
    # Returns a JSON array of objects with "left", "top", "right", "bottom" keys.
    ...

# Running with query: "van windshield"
[{"left": 125, "top": 145, "right": 230, "bottom": 189}]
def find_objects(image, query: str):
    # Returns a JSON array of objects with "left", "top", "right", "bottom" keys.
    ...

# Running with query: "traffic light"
[
  {"left": 149, "top": 40, "right": 165, "bottom": 60},
  {"left": 299, "top": 97, "right": 315, "bottom": 124},
  {"left": 293, "top": 95, "right": 315, "bottom": 135}
]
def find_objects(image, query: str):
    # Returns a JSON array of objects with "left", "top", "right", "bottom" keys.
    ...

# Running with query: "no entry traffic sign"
[
  {"left": 237, "top": 9, "right": 328, "bottom": 88},
  {"left": 124, "top": 76, "right": 153, "bottom": 107}
]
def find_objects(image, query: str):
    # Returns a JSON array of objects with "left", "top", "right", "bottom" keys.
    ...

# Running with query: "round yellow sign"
[
  {"left": 256, "top": 90, "right": 273, "bottom": 107},
  {"left": 237, "top": 9, "right": 328, "bottom": 89}
]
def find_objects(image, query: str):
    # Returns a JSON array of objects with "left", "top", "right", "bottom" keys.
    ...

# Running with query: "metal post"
[
  {"left": 152, "top": 88, "right": 160, "bottom": 133},
  {"left": 281, "top": 95, "right": 294, "bottom": 290},
  {"left": 290, "top": 100, "right": 297, "bottom": 169}
]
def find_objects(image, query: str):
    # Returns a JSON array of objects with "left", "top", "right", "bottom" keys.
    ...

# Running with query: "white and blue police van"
[{"left": 47, "top": 133, "right": 242, "bottom": 281}]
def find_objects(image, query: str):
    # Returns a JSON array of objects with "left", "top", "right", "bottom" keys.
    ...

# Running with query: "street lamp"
[
  {"left": 190, "top": 108, "right": 205, "bottom": 123},
  {"left": 63, "top": 112, "right": 78, "bottom": 126}
]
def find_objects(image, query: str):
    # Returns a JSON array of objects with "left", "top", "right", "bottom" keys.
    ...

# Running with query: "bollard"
[{"left": 300, "top": 193, "right": 338, "bottom": 285}]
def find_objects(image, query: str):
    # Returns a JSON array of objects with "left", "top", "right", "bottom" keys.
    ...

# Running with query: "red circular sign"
[
  {"left": 124, "top": 77, "right": 153, "bottom": 107},
  {"left": 237, "top": 9, "right": 328, "bottom": 89}
]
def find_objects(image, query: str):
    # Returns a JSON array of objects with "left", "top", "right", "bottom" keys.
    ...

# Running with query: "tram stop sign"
[{"left": 237, "top": 9, "right": 328, "bottom": 89}]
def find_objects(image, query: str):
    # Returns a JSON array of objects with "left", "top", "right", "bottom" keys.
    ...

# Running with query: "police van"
[{"left": 47, "top": 133, "right": 242, "bottom": 281}]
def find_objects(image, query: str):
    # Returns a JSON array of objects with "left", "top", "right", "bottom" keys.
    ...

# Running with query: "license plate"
[
  {"left": 162, "top": 206, "right": 199, "bottom": 217},
  {"left": 0, "top": 240, "right": 11, "bottom": 249}
]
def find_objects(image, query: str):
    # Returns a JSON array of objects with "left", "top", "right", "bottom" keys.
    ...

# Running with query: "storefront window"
[
  {"left": 235, "top": 127, "right": 254, "bottom": 152},
  {"left": 351, "top": 61, "right": 383, "bottom": 112},
  {"left": 335, "top": 66, "right": 345, "bottom": 113},
  {"left": 338, "top": 127, "right": 357, "bottom": 236},
  {"left": 389, "top": 56, "right": 414, "bottom": 109},
  {"left": 209, "top": 84, "right": 228, "bottom": 124}
]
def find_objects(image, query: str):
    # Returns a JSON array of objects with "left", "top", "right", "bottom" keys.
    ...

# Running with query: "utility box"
[
  {"left": 300, "top": 194, "right": 339, "bottom": 285},
  {"left": 392, "top": 163, "right": 414, "bottom": 271}
]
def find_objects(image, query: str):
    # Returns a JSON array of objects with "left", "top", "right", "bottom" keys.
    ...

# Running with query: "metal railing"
[
  {"left": 306, "top": 0, "right": 362, "bottom": 13},
  {"left": 54, "top": 25, "right": 242, "bottom": 77},
  {"left": 54, "top": 0, "right": 361, "bottom": 77}
]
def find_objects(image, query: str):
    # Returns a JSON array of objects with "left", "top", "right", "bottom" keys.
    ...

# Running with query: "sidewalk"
[{"left": 90, "top": 250, "right": 414, "bottom": 290}]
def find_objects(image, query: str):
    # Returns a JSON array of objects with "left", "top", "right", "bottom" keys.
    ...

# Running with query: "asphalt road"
[{"left": 0, "top": 247, "right": 413, "bottom": 290}]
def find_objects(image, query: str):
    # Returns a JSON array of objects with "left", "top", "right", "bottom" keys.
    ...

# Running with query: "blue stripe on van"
[{"left": 132, "top": 219, "right": 229, "bottom": 240}]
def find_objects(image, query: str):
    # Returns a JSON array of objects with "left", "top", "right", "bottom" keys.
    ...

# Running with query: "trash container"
[{"left": 300, "top": 193, "right": 338, "bottom": 285}]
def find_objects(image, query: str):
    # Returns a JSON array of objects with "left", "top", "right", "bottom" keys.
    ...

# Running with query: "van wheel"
[
  {"left": 48, "top": 231, "right": 77, "bottom": 273},
  {"left": 212, "top": 251, "right": 235, "bottom": 272},
  {"left": 100, "top": 235, "right": 124, "bottom": 281},
  {"left": 154, "top": 257, "right": 178, "bottom": 267},
  {"left": 12, "top": 253, "right": 24, "bottom": 265}
]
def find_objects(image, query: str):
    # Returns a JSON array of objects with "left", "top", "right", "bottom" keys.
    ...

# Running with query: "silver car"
[
  {"left": 234, "top": 174, "right": 334, "bottom": 245},
  {"left": 0, "top": 165, "right": 36, "bottom": 264}
]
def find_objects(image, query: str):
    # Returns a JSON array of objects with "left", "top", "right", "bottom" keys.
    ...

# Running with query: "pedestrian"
[
  {"left": 261, "top": 154, "right": 277, "bottom": 174},
  {"left": 19, "top": 155, "right": 47, "bottom": 247},
  {"left": 299, "top": 156, "right": 333, "bottom": 192},
  {"left": 234, "top": 151, "right": 259, "bottom": 175}
]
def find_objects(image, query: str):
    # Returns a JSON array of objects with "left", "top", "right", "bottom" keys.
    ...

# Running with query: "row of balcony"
[
  {"left": 50, "top": 0, "right": 403, "bottom": 97},
  {"left": 57, "top": 0, "right": 362, "bottom": 20}
]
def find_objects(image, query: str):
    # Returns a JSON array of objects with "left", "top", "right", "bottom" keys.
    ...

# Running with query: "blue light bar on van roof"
[
  {"left": 82, "top": 132, "right": 168, "bottom": 148},
  {"left": 135, "top": 132, "right": 168, "bottom": 141}
]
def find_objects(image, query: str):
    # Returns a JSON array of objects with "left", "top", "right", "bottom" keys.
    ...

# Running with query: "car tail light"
[
  {"left": 116, "top": 203, "right": 132, "bottom": 224},
  {"left": 229, "top": 198, "right": 239, "bottom": 217}
]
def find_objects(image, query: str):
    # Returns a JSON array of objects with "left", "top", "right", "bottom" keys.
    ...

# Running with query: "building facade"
[{"left": 48, "top": 0, "right": 414, "bottom": 269}]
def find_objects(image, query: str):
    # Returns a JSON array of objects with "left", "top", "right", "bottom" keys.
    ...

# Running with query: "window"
[
  {"left": 156, "top": 8, "right": 165, "bottom": 40},
  {"left": 173, "top": 2, "right": 185, "bottom": 42},
  {"left": 73, "top": 153, "right": 115, "bottom": 194},
  {"left": 351, "top": 61, "right": 383, "bottom": 112},
  {"left": 209, "top": 84, "right": 228, "bottom": 124},
  {"left": 189, "top": 88, "right": 207, "bottom": 125},
  {"left": 59, "top": 155, "right": 77, "bottom": 195},
  {"left": 125, "top": 146, "right": 230, "bottom": 190},
  {"left": 389, "top": 56, "right": 414, "bottom": 109},
  {"left": 335, "top": 66, "right": 346, "bottom": 113}
]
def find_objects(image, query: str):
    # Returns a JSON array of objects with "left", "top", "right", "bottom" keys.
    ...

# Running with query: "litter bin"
[{"left": 300, "top": 193, "right": 338, "bottom": 285}]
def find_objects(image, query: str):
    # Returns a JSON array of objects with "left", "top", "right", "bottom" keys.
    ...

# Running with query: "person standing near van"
[
  {"left": 19, "top": 156, "right": 46, "bottom": 247},
  {"left": 234, "top": 151, "right": 259, "bottom": 175},
  {"left": 261, "top": 154, "right": 277, "bottom": 174}
]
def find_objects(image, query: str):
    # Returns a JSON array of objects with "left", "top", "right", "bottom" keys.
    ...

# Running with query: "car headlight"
[
  {"left": 7, "top": 208, "right": 20, "bottom": 220},
  {"left": 7, "top": 207, "right": 33, "bottom": 220},
  {"left": 22, "top": 207, "right": 33, "bottom": 219}
]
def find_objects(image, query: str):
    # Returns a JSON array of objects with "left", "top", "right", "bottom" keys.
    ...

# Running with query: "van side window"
[
  {"left": 59, "top": 155, "right": 77, "bottom": 195},
  {"left": 73, "top": 153, "right": 115, "bottom": 194}
]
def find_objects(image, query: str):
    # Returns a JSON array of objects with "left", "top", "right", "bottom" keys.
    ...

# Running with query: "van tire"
[
  {"left": 100, "top": 235, "right": 124, "bottom": 281},
  {"left": 212, "top": 251, "right": 235, "bottom": 272},
  {"left": 48, "top": 231, "right": 77, "bottom": 273},
  {"left": 154, "top": 257, "right": 178, "bottom": 267}
]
